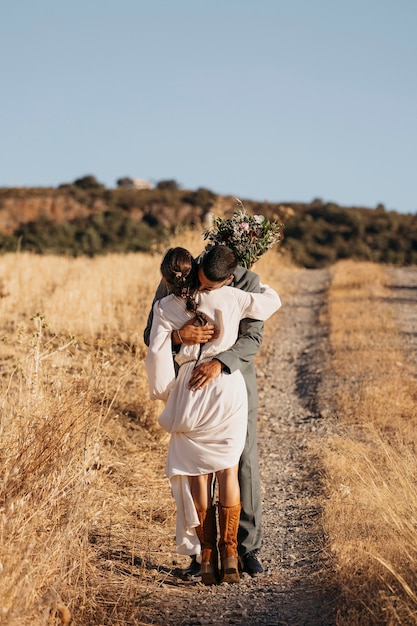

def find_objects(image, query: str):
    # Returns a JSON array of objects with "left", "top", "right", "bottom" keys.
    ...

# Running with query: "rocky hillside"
[{"left": 1, "top": 177, "right": 416, "bottom": 267}]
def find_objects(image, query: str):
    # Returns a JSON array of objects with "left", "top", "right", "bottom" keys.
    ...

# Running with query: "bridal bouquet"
[{"left": 203, "top": 199, "right": 284, "bottom": 268}]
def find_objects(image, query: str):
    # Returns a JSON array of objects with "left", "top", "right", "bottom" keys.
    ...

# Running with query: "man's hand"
[
  {"left": 188, "top": 360, "right": 223, "bottom": 391},
  {"left": 174, "top": 318, "right": 219, "bottom": 346}
]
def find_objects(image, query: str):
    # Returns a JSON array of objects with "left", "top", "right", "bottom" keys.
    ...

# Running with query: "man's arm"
[
  {"left": 212, "top": 266, "right": 264, "bottom": 374},
  {"left": 214, "top": 316, "right": 264, "bottom": 374},
  {"left": 188, "top": 267, "right": 264, "bottom": 390}
]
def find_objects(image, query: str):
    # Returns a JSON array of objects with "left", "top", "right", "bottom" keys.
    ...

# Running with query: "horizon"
[{"left": 1, "top": 177, "right": 413, "bottom": 216}]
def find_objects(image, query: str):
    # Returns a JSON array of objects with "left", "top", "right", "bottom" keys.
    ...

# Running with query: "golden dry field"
[
  {"left": 320, "top": 261, "right": 417, "bottom": 625},
  {"left": 1, "top": 233, "right": 417, "bottom": 625}
]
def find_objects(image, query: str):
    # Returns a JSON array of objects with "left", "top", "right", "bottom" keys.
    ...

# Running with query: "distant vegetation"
[
  {"left": 0, "top": 176, "right": 416, "bottom": 267},
  {"left": 282, "top": 201, "right": 417, "bottom": 267}
]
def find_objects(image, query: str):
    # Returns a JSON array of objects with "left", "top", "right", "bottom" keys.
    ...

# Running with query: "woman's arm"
[
  {"left": 145, "top": 302, "right": 176, "bottom": 401},
  {"left": 143, "top": 279, "right": 169, "bottom": 347}
]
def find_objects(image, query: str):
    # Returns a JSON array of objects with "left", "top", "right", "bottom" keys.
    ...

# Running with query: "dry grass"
[
  {"left": 0, "top": 235, "right": 288, "bottom": 625},
  {"left": 321, "top": 260, "right": 417, "bottom": 625},
  {"left": 0, "top": 251, "right": 172, "bottom": 625},
  {"left": 4, "top": 245, "right": 417, "bottom": 624}
]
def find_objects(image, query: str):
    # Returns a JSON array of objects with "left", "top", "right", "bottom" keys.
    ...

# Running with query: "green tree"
[
  {"left": 185, "top": 187, "right": 217, "bottom": 211},
  {"left": 116, "top": 177, "right": 134, "bottom": 188},
  {"left": 156, "top": 179, "right": 180, "bottom": 191},
  {"left": 73, "top": 175, "right": 105, "bottom": 190}
]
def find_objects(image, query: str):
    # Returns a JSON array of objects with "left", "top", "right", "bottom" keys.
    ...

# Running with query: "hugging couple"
[{"left": 144, "top": 213, "right": 282, "bottom": 585}]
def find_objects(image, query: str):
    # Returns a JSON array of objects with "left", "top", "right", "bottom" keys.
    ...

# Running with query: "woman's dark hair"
[
  {"left": 160, "top": 247, "right": 207, "bottom": 324},
  {"left": 160, "top": 247, "right": 197, "bottom": 296},
  {"left": 200, "top": 245, "right": 237, "bottom": 282}
]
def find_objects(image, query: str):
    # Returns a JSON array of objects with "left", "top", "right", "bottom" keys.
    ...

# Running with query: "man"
[{"left": 143, "top": 245, "right": 264, "bottom": 577}]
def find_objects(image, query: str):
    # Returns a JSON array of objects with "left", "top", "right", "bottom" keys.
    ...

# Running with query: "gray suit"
[{"left": 143, "top": 265, "right": 264, "bottom": 556}]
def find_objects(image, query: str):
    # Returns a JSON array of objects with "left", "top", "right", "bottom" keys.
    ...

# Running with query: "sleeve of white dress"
[
  {"left": 145, "top": 301, "right": 176, "bottom": 401},
  {"left": 236, "top": 283, "right": 282, "bottom": 321}
]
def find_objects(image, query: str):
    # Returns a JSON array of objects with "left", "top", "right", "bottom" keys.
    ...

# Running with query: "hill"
[{"left": 1, "top": 176, "right": 416, "bottom": 267}]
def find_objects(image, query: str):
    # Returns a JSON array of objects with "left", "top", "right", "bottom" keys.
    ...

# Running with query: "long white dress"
[{"left": 145, "top": 284, "right": 281, "bottom": 555}]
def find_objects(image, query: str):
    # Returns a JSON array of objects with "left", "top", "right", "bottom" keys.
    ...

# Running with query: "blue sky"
[{"left": 1, "top": 0, "right": 416, "bottom": 213}]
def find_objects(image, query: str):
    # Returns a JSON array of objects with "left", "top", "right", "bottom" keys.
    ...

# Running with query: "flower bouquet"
[{"left": 203, "top": 199, "right": 284, "bottom": 268}]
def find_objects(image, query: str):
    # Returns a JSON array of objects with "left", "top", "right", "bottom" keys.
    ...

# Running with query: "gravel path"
[
  {"left": 254, "top": 267, "right": 336, "bottom": 626},
  {"left": 386, "top": 266, "right": 417, "bottom": 375}
]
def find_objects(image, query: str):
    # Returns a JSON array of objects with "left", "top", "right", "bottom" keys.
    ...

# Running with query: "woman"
[{"left": 145, "top": 246, "right": 281, "bottom": 584}]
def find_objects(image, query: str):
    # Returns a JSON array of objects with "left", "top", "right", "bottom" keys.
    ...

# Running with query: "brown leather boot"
[
  {"left": 218, "top": 503, "right": 241, "bottom": 584},
  {"left": 195, "top": 506, "right": 219, "bottom": 585}
]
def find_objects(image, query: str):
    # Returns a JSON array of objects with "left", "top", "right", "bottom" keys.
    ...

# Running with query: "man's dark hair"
[{"left": 200, "top": 245, "right": 237, "bottom": 282}]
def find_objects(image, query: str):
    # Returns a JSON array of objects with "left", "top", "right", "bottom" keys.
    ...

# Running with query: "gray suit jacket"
[{"left": 143, "top": 265, "right": 264, "bottom": 412}]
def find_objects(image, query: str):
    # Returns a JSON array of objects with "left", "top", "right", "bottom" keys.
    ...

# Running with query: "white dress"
[{"left": 145, "top": 284, "right": 281, "bottom": 555}]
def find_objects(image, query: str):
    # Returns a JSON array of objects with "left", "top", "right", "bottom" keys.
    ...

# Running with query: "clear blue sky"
[{"left": 1, "top": 0, "right": 416, "bottom": 214}]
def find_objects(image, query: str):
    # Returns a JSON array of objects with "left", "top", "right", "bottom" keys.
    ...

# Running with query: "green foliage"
[
  {"left": 184, "top": 187, "right": 218, "bottom": 210},
  {"left": 116, "top": 177, "right": 135, "bottom": 188},
  {"left": 110, "top": 188, "right": 143, "bottom": 212},
  {"left": 72, "top": 175, "right": 106, "bottom": 190},
  {"left": 203, "top": 202, "right": 283, "bottom": 268},
  {"left": 8, "top": 212, "right": 167, "bottom": 257},
  {"left": 282, "top": 202, "right": 417, "bottom": 267},
  {"left": 155, "top": 179, "right": 180, "bottom": 191},
  {"left": 0, "top": 186, "right": 416, "bottom": 267}
]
